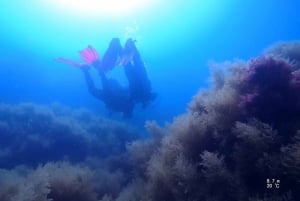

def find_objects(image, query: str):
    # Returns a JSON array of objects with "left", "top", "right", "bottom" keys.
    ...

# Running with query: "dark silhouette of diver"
[
  {"left": 56, "top": 38, "right": 155, "bottom": 118},
  {"left": 121, "top": 38, "right": 157, "bottom": 108},
  {"left": 82, "top": 68, "right": 134, "bottom": 118}
]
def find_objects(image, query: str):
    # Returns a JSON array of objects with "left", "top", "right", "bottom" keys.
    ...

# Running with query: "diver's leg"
[
  {"left": 82, "top": 69, "right": 103, "bottom": 99},
  {"left": 98, "top": 71, "right": 110, "bottom": 92},
  {"left": 132, "top": 54, "right": 152, "bottom": 95},
  {"left": 101, "top": 38, "right": 123, "bottom": 71},
  {"left": 122, "top": 39, "right": 156, "bottom": 106}
]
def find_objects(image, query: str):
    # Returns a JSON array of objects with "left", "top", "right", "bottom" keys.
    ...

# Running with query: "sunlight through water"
[
  {"left": 0, "top": 0, "right": 227, "bottom": 60},
  {"left": 46, "top": 0, "right": 152, "bottom": 18}
]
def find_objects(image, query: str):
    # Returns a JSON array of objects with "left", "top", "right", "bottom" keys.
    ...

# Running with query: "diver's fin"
[
  {"left": 88, "top": 45, "right": 100, "bottom": 60},
  {"left": 79, "top": 45, "right": 100, "bottom": 64},
  {"left": 55, "top": 57, "right": 90, "bottom": 69}
]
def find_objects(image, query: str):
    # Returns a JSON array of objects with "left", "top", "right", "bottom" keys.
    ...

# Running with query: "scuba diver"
[
  {"left": 121, "top": 38, "right": 157, "bottom": 108},
  {"left": 56, "top": 38, "right": 155, "bottom": 118},
  {"left": 82, "top": 67, "right": 134, "bottom": 118}
]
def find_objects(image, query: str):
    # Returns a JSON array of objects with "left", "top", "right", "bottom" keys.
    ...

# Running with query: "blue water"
[
  {"left": 1, "top": 1, "right": 300, "bottom": 200},
  {"left": 0, "top": 0, "right": 299, "bottom": 125}
]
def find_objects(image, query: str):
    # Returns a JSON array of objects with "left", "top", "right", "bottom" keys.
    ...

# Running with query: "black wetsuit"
[
  {"left": 82, "top": 69, "right": 134, "bottom": 118},
  {"left": 98, "top": 38, "right": 123, "bottom": 72},
  {"left": 123, "top": 39, "right": 156, "bottom": 107},
  {"left": 81, "top": 38, "right": 155, "bottom": 118}
]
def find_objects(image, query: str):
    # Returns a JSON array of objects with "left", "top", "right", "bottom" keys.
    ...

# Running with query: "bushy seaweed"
[
  {"left": 264, "top": 41, "right": 300, "bottom": 70},
  {"left": 240, "top": 57, "right": 300, "bottom": 134},
  {"left": 1, "top": 41, "right": 300, "bottom": 201},
  {"left": 0, "top": 102, "right": 138, "bottom": 168}
]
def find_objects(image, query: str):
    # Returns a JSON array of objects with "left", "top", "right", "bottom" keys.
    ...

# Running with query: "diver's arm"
[{"left": 82, "top": 69, "right": 104, "bottom": 100}]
